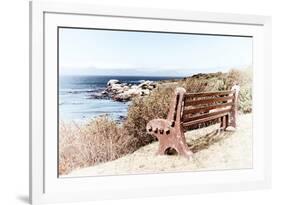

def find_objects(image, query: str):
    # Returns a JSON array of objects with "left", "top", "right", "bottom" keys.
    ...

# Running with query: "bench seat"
[{"left": 146, "top": 86, "right": 240, "bottom": 158}]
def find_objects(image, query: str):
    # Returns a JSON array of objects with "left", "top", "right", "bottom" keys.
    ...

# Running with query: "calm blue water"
[{"left": 59, "top": 75, "right": 182, "bottom": 123}]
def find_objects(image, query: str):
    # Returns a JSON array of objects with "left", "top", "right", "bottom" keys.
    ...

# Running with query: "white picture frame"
[{"left": 29, "top": 1, "right": 272, "bottom": 204}]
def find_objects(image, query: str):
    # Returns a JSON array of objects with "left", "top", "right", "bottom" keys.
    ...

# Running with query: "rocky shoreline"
[{"left": 89, "top": 79, "right": 157, "bottom": 102}]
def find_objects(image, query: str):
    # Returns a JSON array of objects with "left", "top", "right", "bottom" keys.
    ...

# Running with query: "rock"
[
  {"left": 114, "top": 93, "right": 131, "bottom": 102},
  {"left": 139, "top": 80, "right": 157, "bottom": 89},
  {"left": 141, "top": 89, "right": 150, "bottom": 95},
  {"left": 131, "top": 85, "right": 138, "bottom": 89},
  {"left": 122, "top": 86, "right": 130, "bottom": 91},
  {"left": 148, "top": 85, "right": 155, "bottom": 90},
  {"left": 88, "top": 92, "right": 110, "bottom": 100},
  {"left": 138, "top": 81, "right": 148, "bottom": 87},
  {"left": 124, "top": 88, "right": 142, "bottom": 96},
  {"left": 102, "top": 79, "right": 157, "bottom": 102},
  {"left": 101, "top": 90, "right": 108, "bottom": 95},
  {"left": 116, "top": 89, "right": 124, "bottom": 94},
  {"left": 107, "top": 79, "right": 120, "bottom": 86},
  {"left": 139, "top": 83, "right": 148, "bottom": 89},
  {"left": 118, "top": 115, "right": 127, "bottom": 121},
  {"left": 110, "top": 83, "right": 122, "bottom": 91}
]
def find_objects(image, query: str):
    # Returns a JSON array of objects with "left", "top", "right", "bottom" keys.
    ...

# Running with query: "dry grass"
[
  {"left": 124, "top": 68, "right": 253, "bottom": 146},
  {"left": 180, "top": 68, "right": 253, "bottom": 113},
  {"left": 59, "top": 117, "right": 137, "bottom": 175},
  {"left": 124, "top": 85, "right": 176, "bottom": 147},
  {"left": 59, "top": 68, "right": 253, "bottom": 175},
  {"left": 67, "top": 114, "right": 252, "bottom": 177}
]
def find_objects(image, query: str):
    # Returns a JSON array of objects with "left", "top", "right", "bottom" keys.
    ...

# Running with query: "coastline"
[
  {"left": 59, "top": 69, "right": 253, "bottom": 176},
  {"left": 59, "top": 75, "right": 183, "bottom": 123}
]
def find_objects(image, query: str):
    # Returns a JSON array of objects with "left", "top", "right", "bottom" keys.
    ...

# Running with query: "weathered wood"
[
  {"left": 184, "top": 102, "right": 233, "bottom": 115},
  {"left": 185, "top": 90, "right": 234, "bottom": 98},
  {"left": 220, "top": 115, "right": 227, "bottom": 130},
  {"left": 183, "top": 108, "right": 232, "bottom": 122},
  {"left": 229, "top": 84, "right": 240, "bottom": 128},
  {"left": 146, "top": 85, "right": 239, "bottom": 159},
  {"left": 167, "top": 93, "right": 179, "bottom": 122},
  {"left": 185, "top": 95, "right": 234, "bottom": 106},
  {"left": 182, "top": 112, "right": 230, "bottom": 127},
  {"left": 225, "top": 114, "right": 229, "bottom": 128},
  {"left": 146, "top": 87, "right": 192, "bottom": 158}
]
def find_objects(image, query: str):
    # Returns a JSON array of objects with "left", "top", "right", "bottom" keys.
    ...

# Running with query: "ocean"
[{"left": 59, "top": 75, "right": 182, "bottom": 123}]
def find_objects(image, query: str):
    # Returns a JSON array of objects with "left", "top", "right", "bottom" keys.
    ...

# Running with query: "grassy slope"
[
  {"left": 59, "top": 68, "right": 253, "bottom": 175},
  {"left": 66, "top": 113, "right": 252, "bottom": 177}
]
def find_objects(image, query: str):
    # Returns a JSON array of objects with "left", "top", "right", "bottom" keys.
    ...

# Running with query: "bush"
[
  {"left": 238, "top": 85, "right": 252, "bottom": 113},
  {"left": 179, "top": 69, "right": 253, "bottom": 113},
  {"left": 59, "top": 117, "right": 137, "bottom": 175},
  {"left": 124, "top": 68, "right": 253, "bottom": 145},
  {"left": 226, "top": 68, "right": 252, "bottom": 113},
  {"left": 59, "top": 68, "right": 253, "bottom": 175},
  {"left": 124, "top": 85, "right": 176, "bottom": 146}
]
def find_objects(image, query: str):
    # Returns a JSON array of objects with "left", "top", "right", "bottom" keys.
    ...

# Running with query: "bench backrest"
[{"left": 167, "top": 86, "right": 239, "bottom": 130}]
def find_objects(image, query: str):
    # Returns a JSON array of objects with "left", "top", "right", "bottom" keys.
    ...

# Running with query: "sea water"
[{"left": 59, "top": 75, "right": 181, "bottom": 123}]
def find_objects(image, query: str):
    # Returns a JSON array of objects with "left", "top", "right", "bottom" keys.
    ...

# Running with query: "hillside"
[
  {"left": 59, "top": 69, "right": 252, "bottom": 176},
  {"left": 66, "top": 113, "right": 252, "bottom": 177}
]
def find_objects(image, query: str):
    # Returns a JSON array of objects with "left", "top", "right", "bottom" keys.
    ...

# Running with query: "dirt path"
[{"left": 66, "top": 114, "right": 252, "bottom": 177}]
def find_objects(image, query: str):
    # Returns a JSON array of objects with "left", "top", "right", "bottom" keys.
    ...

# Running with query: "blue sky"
[{"left": 59, "top": 28, "right": 252, "bottom": 76}]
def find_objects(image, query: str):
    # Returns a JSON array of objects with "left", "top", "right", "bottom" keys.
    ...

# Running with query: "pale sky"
[{"left": 59, "top": 28, "right": 252, "bottom": 76}]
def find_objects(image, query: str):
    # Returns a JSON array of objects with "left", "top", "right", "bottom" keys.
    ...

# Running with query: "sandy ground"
[{"left": 66, "top": 114, "right": 252, "bottom": 177}]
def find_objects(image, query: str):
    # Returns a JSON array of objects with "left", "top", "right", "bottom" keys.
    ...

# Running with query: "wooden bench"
[{"left": 146, "top": 85, "right": 240, "bottom": 158}]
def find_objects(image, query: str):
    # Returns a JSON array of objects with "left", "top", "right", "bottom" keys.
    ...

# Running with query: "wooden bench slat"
[
  {"left": 185, "top": 90, "right": 234, "bottom": 98},
  {"left": 182, "top": 112, "right": 230, "bottom": 127},
  {"left": 183, "top": 108, "right": 232, "bottom": 122},
  {"left": 184, "top": 102, "right": 233, "bottom": 114},
  {"left": 185, "top": 96, "right": 234, "bottom": 106},
  {"left": 146, "top": 86, "right": 240, "bottom": 158}
]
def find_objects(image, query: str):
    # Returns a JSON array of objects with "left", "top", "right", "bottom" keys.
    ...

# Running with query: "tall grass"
[
  {"left": 59, "top": 68, "right": 252, "bottom": 175},
  {"left": 124, "top": 85, "right": 176, "bottom": 147},
  {"left": 124, "top": 68, "right": 252, "bottom": 146},
  {"left": 59, "top": 117, "right": 137, "bottom": 175}
]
